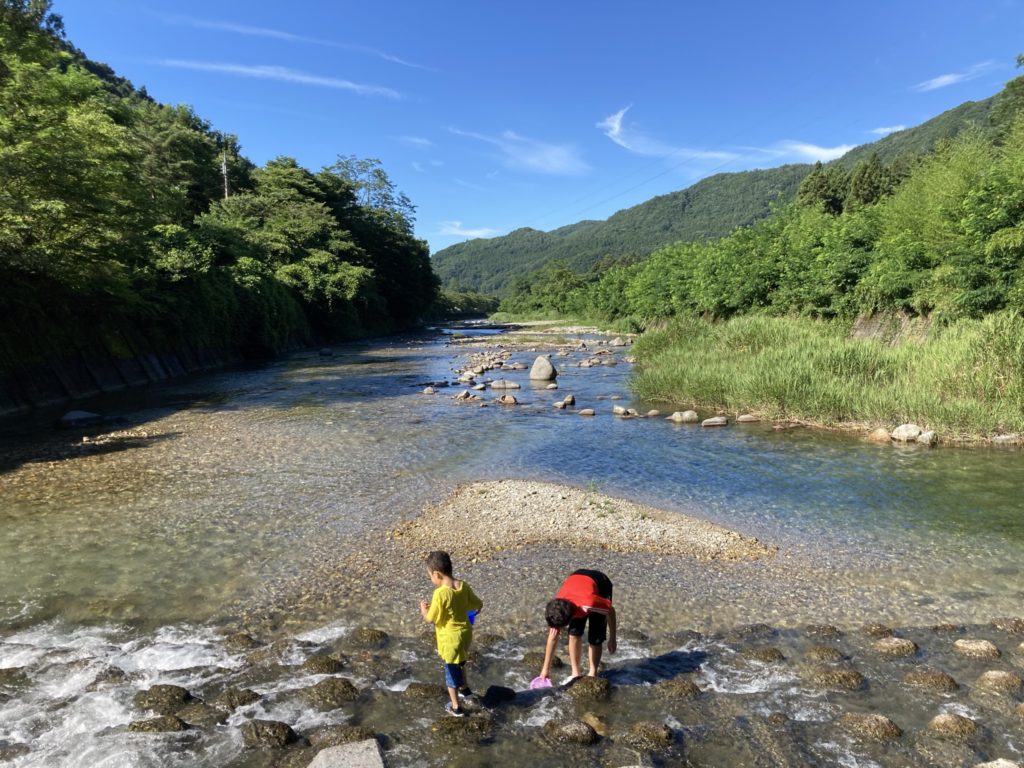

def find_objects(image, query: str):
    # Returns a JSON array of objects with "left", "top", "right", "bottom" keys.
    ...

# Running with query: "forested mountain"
[
  {"left": 433, "top": 165, "right": 811, "bottom": 295},
  {"left": 433, "top": 94, "right": 999, "bottom": 297},
  {"left": 1, "top": 0, "right": 438, "bottom": 400}
]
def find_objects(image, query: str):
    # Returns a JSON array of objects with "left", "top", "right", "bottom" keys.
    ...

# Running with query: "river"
[{"left": 1, "top": 325, "right": 1022, "bottom": 767}]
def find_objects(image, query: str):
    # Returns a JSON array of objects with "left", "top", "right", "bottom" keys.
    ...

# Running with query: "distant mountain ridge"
[{"left": 432, "top": 95, "right": 995, "bottom": 296}]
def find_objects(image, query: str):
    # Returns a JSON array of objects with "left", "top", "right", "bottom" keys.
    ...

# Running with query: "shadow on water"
[{"left": 603, "top": 648, "right": 707, "bottom": 685}]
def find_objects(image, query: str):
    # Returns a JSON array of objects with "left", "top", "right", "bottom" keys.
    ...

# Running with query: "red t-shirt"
[{"left": 555, "top": 573, "right": 613, "bottom": 619}]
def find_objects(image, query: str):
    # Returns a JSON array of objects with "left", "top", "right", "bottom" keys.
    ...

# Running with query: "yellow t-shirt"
[{"left": 426, "top": 580, "right": 483, "bottom": 664}]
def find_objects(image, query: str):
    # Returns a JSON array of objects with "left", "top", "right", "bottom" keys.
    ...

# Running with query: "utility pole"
[{"left": 221, "top": 152, "right": 230, "bottom": 199}]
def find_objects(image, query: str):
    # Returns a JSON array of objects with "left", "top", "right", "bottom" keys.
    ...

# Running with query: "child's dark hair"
[
  {"left": 425, "top": 550, "right": 453, "bottom": 576},
  {"left": 545, "top": 598, "right": 574, "bottom": 628}
]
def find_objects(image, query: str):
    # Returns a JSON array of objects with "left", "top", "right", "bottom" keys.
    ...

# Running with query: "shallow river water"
[{"left": 1, "top": 326, "right": 1023, "bottom": 767}]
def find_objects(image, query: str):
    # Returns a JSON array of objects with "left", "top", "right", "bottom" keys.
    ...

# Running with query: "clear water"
[{"left": 1, "top": 328, "right": 1023, "bottom": 766}]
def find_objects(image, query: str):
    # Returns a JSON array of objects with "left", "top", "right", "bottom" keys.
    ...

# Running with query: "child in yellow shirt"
[{"left": 419, "top": 550, "right": 483, "bottom": 717}]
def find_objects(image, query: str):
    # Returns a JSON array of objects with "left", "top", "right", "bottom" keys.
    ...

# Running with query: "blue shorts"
[{"left": 443, "top": 662, "right": 465, "bottom": 689}]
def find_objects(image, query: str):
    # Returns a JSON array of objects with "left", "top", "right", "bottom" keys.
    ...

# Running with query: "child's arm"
[
  {"left": 607, "top": 606, "right": 617, "bottom": 654},
  {"left": 420, "top": 599, "right": 432, "bottom": 622},
  {"left": 539, "top": 627, "right": 560, "bottom": 679}
]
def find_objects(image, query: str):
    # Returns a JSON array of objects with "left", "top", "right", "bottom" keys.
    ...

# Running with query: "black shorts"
[{"left": 565, "top": 569, "right": 613, "bottom": 646}]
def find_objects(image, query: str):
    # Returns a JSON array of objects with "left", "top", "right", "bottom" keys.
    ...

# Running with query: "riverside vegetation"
[
  {"left": 484, "top": 57, "right": 1024, "bottom": 440},
  {"left": 0, "top": 1, "right": 440, "bottom": 390}
]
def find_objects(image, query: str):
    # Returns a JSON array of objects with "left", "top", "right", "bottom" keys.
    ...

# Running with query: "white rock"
[
  {"left": 667, "top": 410, "right": 699, "bottom": 424},
  {"left": 529, "top": 355, "right": 558, "bottom": 381},
  {"left": 422, "top": 387, "right": 436, "bottom": 395},
  {"left": 702, "top": 416, "right": 729, "bottom": 427},
  {"left": 917, "top": 430, "right": 937, "bottom": 445},
  {"left": 892, "top": 423, "right": 923, "bottom": 441},
  {"left": 307, "top": 740, "right": 386, "bottom": 768}
]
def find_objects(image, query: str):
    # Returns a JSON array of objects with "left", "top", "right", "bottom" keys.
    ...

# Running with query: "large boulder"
[
  {"left": 299, "top": 677, "right": 360, "bottom": 709},
  {"left": 891, "top": 423, "right": 924, "bottom": 442},
  {"left": 543, "top": 719, "right": 599, "bottom": 745},
  {"left": 529, "top": 356, "right": 558, "bottom": 381},
  {"left": 133, "top": 684, "right": 196, "bottom": 715},
  {"left": 241, "top": 719, "right": 298, "bottom": 748}
]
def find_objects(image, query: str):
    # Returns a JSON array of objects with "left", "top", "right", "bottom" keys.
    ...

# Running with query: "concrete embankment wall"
[{"left": 0, "top": 326, "right": 243, "bottom": 417}]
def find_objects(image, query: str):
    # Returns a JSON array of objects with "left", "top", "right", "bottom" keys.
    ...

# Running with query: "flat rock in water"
[
  {"left": 737, "top": 414, "right": 760, "bottom": 423},
  {"left": 891, "top": 423, "right": 923, "bottom": 441},
  {"left": 577, "top": 409, "right": 595, "bottom": 416},
  {"left": 701, "top": 416, "right": 728, "bottom": 427},
  {"left": 489, "top": 379, "right": 521, "bottom": 390},
  {"left": 667, "top": 410, "right": 699, "bottom": 423},
  {"left": 307, "top": 740, "right": 386, "bottom": 768},
  {"left": 954, "top": 639, "right": 1000, "bottom": 659},
  {"left": 866, "top": 427, "right": 892, "bottom": 443}
]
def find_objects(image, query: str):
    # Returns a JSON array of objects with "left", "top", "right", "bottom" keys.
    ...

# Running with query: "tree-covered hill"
[
  {"left": 433, "top": 165, "right": 812, "bottom": 295},
  {"left": 433, "top": 94, "right": 1000, "bottom": 297}
]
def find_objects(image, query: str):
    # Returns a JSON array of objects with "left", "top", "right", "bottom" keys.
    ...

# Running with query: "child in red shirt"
[{"left": 538, "top": 569, "right": 617, "bottom": 683}]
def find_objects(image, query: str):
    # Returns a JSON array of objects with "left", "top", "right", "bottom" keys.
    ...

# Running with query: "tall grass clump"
[{"left": 632, "top": 312, "right": 1024, "bottom": 438}]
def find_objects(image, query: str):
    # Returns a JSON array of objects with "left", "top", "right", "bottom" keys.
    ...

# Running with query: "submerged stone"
[
  {"left": 805, "top": 624, "right": 842, "bottom": 638},
  {"left": 214, "top": 688, "right": 260, "bottom": 710},
  {"left": 872, "top": 637, "right": 918, "bottom": 656},
  {"left": 543, "top": 719, "right": 599, "bottom": 745},
  {"left": 623, "top": 721, "right": 674, "bottom": 751},
  {"left": 810, "top": 665, "right": 867, "bottom": 691},
  {"left": 306, "top": 724, "right": 379, "bottom": 748},
  {"left": 223, "top": 632, "right": 260, "bottom": 652},
  {"left": 861, "top": 622, "right": 894, "bottom": 638},
  {"left": 741, "top": 646, "right": 785, "bottom": 663},
  {"left": 655, "top": 678, "right": 702, "bottom": 700},
  {"left": 839, "top": 712, "right": 901, "bottom": 741},
  {"left": 806, "top": 645, "right": 845, "bottom": 662},
  {"left": 431, "top": 711, "right": 493, "bottom": 743},
  {"left": 566, "top": 676, "right": 611, "bottom": 702},
  {"left": 133, "top": 684, "right": 195, "bottom": 715},
  {"left": 128, "top": 715, "right": 188, "bottom": 733}
]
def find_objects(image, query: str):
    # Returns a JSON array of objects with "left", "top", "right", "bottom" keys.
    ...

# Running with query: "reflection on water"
[{"left": 1, "top": 327, "right": 1023, "bottom": 765}]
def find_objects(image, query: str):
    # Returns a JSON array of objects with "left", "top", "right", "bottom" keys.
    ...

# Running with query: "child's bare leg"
[
  {"left": 447, "top": 686, "right": 460, "bottom": 708},
  {"left": 567, "top": 634, "right": 583, "bottom": 677},
  {"left": 587, "top": 642, "right": 603, "bottom": 676}
]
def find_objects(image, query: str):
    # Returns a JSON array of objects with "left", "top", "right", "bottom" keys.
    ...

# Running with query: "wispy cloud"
[
  {"left": 155, "top": 59, "right": 400, "bottom": 98},
  {"left": 450, "top": 128, "right": 589, "bottom": 175},
  {"left": 913, "top": 61, "right": 995, "bottom": 92},
  {"left": 454, "top": 178, "right": 486, "bottom": 191},
  {"left": 869, "top": 125, "right": 906, "bottom": 136},
  {"left": 774, "top": 140, "right": 856, "bottom": 162},
  {"left": 439, "top": 221, "right": 501, "bottom": 238},
  {"left": 395, "top": 135, "right": 433, "bottom": 148},
  {"left": 598, "top": 106, "right": 736, "bottom": 161},
  {"left": 158, "top": 14, "right": 430, "bottom": 70},
  {"left": 412, "top": 161, "right": 425, "bottom": 173}
]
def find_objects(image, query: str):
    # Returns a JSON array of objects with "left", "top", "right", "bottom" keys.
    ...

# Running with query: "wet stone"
[
  {"left": 741, "top": 646, "right": 785, "bottom": 663},
  {"left": 655, "top": 678, "right": 702, "bottom": 700},
  {"left": 810, "top": 665, "right": 867, "bottom": 691},
  {"left": 581, "top": 711, "right": 608, "bottom": 736},
  {"left": 430, "top": 711, "right": 494, "bottom": 744},
  {"left": 347, "top": 628, "right": 389, "bottom": 648},
  {"left": 727, "top": 623, "right": 776, "bottom": 641},
  {"left": 0, "top": 668, "right": 30, "bottom": 690},
  {"left": 481, "top": 685, "right": 516, "bottom": 707},
  {"left": 134, "top": 684, "right": 196, "bottom": 715},
  {"left": 903, "top": 667, "right": 959, "bottom": 693},
  {"left": 974, "top": 761, "right": 1022, "bottom": 768},
  {"left": 566, "top": 676, "right": 611, "bottom": 702},
  {"left": 806, "top": 624, "right": 842, "bottom": 639},
  {"left": 927, "top": 713, "right": 977, "bottom": 741},
  {"left": 932, "top": 623, "right": 963, "bottom": 634},
  {"left": 954, "top": 639, "right": 1001, "bottom": 659},
  {"left": 177, "top": 702, "right": 228, "bottom": 728},
  {"left": 402, "top": 681, "right": 446, "bottom": 699},
  {"left": 623, "top": 721, "right": 674, "bottom": 751},
  {"left": 991, "top": 617, "right": 1024, "bottom": 635},
  {"left": 1016, "top": 702, "right": 1024, "bottom": 719},
  {"left": 305, "top": 724, "right": 378, "bottom": 748},
  {"left": 241, "top": 718, "right": 299, "bottom": 749},
  {"left": 0, "top": 743, "right": 30, "bottom": 761},
  {"left": 128, "top": 715, "right": 189, "bottom": 733},
  {"left": 838, "top": 712, "right": 902, "bottom": 741},
  {"left": 806, "top": 645, "right": 845, "bottom": 662},
  {"left": 301, "top": 654, "right": 346, "bottom": 674},
  {"left": 766, "top": 712, "right": 789, "bottom": 727},
  {"left": 299, "top": 677, "right": 360, "bottom": 709},
  {"left": 872, "top": 637, "right": 918, "bottom": 656},
  {"left": 862, "top": 622, "right": 894, "bottom": 638},
  {"left": 976, "top": 670, "right": 1023, "bottom": 693},
  {"left": 214, "top": 688, "right": 260, "bottom": 710},
  {"left": 543, "top": 719, "right": 599, "bottom": 745}
]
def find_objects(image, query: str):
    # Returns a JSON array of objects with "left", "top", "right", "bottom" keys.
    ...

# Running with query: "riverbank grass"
[{"left": 632, "top": 313, "right": 1024, "bottom": 439}]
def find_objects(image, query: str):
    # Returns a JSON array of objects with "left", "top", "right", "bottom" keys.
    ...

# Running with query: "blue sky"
[{"left": 55, "top": 1, "right": 1023, "bottom": 253}]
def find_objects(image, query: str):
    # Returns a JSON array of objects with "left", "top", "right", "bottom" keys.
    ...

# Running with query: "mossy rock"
[
  {"left": 741, "top": 646, "right": 785, "bottom": 663},
  {"left": 861, "top": 623, "right": 894, "bottom": 638},
  {"left": 223, "top": 632, "right": 261, "bottom": 653},
  {"left": 0, "top": 667, "right": 30, "bottom": 690},
  {"left": 872, "top": 637, "right": 918, "bottom": 657},
  {"left": 991, "top": 616, "right": 1024, "bottom": 634},
  {"left": 805, "top": 624, "right": 842, "bottom": 639},
  {"left": 806, "top": 645, "right": 844, "bottom": 662},
  {"left": 838, "top": 712, "right": 902, "bottom": 742},
  {"left": 766, "top": 712, "right": 789, "bottom": 727},
  {"left": 903, "top": 668, "right": 959, "bottom": 693},
  {"left": 522, "top": 651, "right": 562, "bottom": 669},
  {"left": 178, "top": 702, "right": 228, "bottom": 728},
  {"left": 88, "top": 665, "right": 128, "bottom": 689},
  {"left": 543, "top": 719, "right": 599, "bottom": 745},
  {"left": 301, "top": 655, "right": 346, "bottom": 674},
  {"left": 926, "top": 713, "right": 977, "bottom": 741},
  {"left": 134, "top": 684, "right": 196, "bottom": 715},
  {"left": 128, "top": 715, "right": 189, "bottom": 733},
  {"left": 566, "top": 676, "right": 611, "bottom": 702},
  {"left": 0, "top": 743, "right": 30, "bottom": 761},
  {"left": 402, "top": 682, "right": 447, "bottom": 699},
  {"left": 655, "top": 678, "right": 702, "bottom": 700},
  {"left": 976, "top": 670, "right": 1023, "bottom": 693},
  {"left": 348, "top": 628, "right": 390, "bottom": 648},
  {"left": 430, "top": 711, "right": 494, "bottom": 744},
  {"left": 953, "top": 639, "right": 1000, "bottom": 659},
  {"left": 726, "top": 623, "right": 776, "bottom": 641},
  {"left": 305, "top": 724, "right": 378, "bottom": 748},
  {"left": 809, "top": 665, "right": 867, "bottom": 691},
  {"left": 241, "top": 719, "right": 299, "bottom": 749},
  {"left": 214, "top": 688, "right": 260, "bottom": 710},
  {"left": 298, "top": 677, "right": 360, "bottom": 709},
  {"left": 623, "top": 721, "right": 674, "bottom": 751}
]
